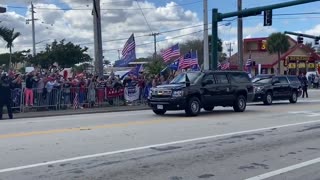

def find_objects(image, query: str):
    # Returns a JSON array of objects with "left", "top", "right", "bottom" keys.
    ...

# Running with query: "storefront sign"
[
  {"left": 288, "top": 63, "right": 296, "bottom": 69},
  {"left": 308, "top": 63, "right": 315, "bottom": 68},
  {"left": 288, "top": 56, "right": 309, "bottom": 61},
  {"left": 297, "top": 63, "right": 306, "bottom": 68},
  {"left": 260, "top": 40, "right": 267, "bottom": 51}
]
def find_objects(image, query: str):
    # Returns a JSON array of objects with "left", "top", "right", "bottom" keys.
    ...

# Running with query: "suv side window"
[
  {"left": 230, "top": 73, "right": 250, "bottom": 83},
  {"left": 203, "top": 74, "right": 214, "bottom": 82},
  {"left": 279, "top": 77, "right": 289, "bottom": 84},
  {"left": 215, "top": 74, "right": 229, "bottom": 84},
  {"left": 287, "top": 76, "right": 300, "bottom": 83}
]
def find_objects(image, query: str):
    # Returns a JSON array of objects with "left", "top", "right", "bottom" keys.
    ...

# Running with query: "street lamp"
[{"left": 0, "top": 7, "right": 6, "bottom": 13}]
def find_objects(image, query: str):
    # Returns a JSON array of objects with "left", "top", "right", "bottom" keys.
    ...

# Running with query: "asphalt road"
[{"left": 1, "top": 91, "right": 320, "bottom": 180}]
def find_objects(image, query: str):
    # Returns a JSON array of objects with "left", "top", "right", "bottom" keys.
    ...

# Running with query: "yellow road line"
[{"left": 0, "top": 118, "right": 186, "bottom": 139}]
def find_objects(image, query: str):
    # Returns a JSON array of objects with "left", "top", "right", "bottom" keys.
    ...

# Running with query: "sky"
[{"left": 0, "top": 0, "right": 319, "bottom": 64}]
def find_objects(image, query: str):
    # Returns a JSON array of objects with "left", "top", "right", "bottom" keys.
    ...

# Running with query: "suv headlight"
[
  {"left": 148, "top": 89, "right": 153, "bottom": 99},
  {"left": 254, "top": 86, "right": 263, "bottom": 92},
  {"left": 172, "top": 90, "right": 183, "bottom": 97}
]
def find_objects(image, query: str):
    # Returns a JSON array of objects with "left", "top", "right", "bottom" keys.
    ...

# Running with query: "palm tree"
[
  {"left": 267, "top": 32, "right": 290, "bottom": 75},
  {"left": 0, "top": 26, "right": 21, "bottom": 69}
]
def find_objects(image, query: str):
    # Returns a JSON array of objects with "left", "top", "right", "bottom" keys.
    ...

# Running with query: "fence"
[{"left": 10, "top": 85, "right": 149, "bottom": 113}]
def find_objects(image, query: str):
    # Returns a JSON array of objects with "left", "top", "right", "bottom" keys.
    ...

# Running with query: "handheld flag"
[{"left": 161, "top": 44, "right": 180, "bottom": 63}]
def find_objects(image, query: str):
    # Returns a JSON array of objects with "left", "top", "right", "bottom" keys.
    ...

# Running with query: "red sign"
[{"left": 106, "top": 88, "right": 124, "bottom": 98}]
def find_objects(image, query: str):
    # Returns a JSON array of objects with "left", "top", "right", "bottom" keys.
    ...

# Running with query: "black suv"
[
  {"left": 148, "top": 71, "right": 254, "bottom": 116},
  {"left": 252, "top": 74, "right": 302, "bottom": 105}
]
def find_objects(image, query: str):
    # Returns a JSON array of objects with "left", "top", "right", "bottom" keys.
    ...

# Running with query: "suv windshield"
[
  {"left": 252, "top": 77, "right": 272, "bottom": 84},
  {"left": 170, "top": 72, "right": 202, "bottom": 84}
]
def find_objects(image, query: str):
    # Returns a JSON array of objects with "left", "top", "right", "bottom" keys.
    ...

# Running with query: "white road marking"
[
  {"left": 1, "top": 120, "right": 320, "bottom": 173},
  {"left": 245, "top": 157, "right": 320, "bottom": 180},
  {"left": 288, "top": 111, "right": 320, "bottom": 117}
]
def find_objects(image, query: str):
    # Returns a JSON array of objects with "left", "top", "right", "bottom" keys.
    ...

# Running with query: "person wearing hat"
[{"left": 0, "top": 74, "right": 13, "bottom": 120}]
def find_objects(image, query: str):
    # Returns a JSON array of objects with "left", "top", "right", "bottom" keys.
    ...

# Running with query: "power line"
[
  {"left": 102, "top": 23, "right": 231, "bottom": 52},
  {"left": 7, "top": 0, "right": 202, "bottom": 11},
  {"left": 135, "top": 0, "right": 153, "bottom": 33}
]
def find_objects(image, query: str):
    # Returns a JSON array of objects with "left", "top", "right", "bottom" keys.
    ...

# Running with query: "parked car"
[
  {"left": 252, "top": 74, "right": 302, "bottom": 105},
  {"left": 148, "top": 71, "right": 254, "bottom": 116}
]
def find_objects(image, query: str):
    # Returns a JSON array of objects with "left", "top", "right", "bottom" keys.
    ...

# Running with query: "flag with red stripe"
[{"left": 161, "top": 43, "right": 180, "bottom": 63}]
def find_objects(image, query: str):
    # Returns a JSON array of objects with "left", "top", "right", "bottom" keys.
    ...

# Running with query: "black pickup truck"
[
  {"left": 148, "top": 71, "right": 254, "bottom": 116},
  {"left": 252, "top": 74, "right": 302, "bottom": 105}
]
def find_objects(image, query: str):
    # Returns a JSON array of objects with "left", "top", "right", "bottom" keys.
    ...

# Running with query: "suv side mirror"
[{"left": 202, "top": 79, "right": 214, "bottom": 86}]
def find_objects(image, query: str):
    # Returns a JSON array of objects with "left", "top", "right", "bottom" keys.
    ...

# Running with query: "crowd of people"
[{"left": 0, "top": 67, "right": 175, "bottom": 120}]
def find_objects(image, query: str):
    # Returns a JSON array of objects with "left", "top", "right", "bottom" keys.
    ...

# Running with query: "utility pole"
[
  {"left": 117, "top": 49, "right": 121, "bottom": 60},
  {"left": 203, "top": 0, "right": 209, "bottom": 70},
  {"left": 26, "top": 2, "right": 37, "bottom": 57},
  {"left": 31, "top": 2, "right": 36, "bottom": 57},
  {"left": 237, "top": 0, "right": 244, "bottom": 71},
  {"left": 93, "top": 0, "right": 103, "bottom": 77},
  {"left": 149, "top": 33, "right": 160, "bottom": 59},
  {"left": 226, "top": 42, "right": 234, "bottom": 58}
]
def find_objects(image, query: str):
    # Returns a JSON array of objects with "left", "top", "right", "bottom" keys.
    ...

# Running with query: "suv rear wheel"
[
  {"left": 289, "top": 91, "right": 298, "bottom": 103},
  {"left": 263, "top": 92, "right": 273, "bottom": 105},
  {"left": 203, "top": 106, "right": 214, "bottom": 111},
  {"left": 185, "top": 97, "right": 201, "bottom": 116},
  {"left": 233, "top": 95, "right": 247, "bottom": 112},
  {"left": 153, "top": 109, "right": 166, "bottom": 115}
]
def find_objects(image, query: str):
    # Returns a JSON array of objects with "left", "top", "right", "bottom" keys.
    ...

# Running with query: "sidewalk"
[{"left": 3, "top": 105, "right": 149, "bottom": 120}]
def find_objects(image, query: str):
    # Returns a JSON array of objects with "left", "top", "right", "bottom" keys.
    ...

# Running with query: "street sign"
[{"left": 0, "top": 7, "right": 6, "bottom": 13}]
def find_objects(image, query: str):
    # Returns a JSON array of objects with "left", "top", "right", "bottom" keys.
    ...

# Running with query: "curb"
[{"left": 10, "top": 106, "right": 150, "bottom": 120}]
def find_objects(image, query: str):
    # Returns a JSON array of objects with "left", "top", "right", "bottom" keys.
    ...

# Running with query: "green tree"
[
  {"left": 305, "top": 42, "right": 315, "bottom": 51},
  {"left": 30, "top": 40, "right": 92, "bottom": 69},
  {"left": 0, "top": 26, "right": 21, "bottom": 68},
  {"left": 267, "top": 32, "right": 290, "bottom": 75},
  {"left": 146, "top": 55, "right": 165, "bottom": 75}
]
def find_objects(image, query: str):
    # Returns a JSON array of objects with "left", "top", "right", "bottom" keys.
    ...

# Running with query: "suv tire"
[
  {"left": 289, "top": 91, "right": 298, "bottom": 103},
  {"left": 153, "top": 109, "right": 166, "bottom": 115},
  {"left": 233, "top": 95, "right": 247, "bottom": 112},
  {"left": 185, "top": 97, "right": 201, "bottom": 116},
  {"left": 263, "top": 92, "right": 273, "bottom": 105},
  {"left": 203, "top": 106, "right": 215, "bottom": 111}
]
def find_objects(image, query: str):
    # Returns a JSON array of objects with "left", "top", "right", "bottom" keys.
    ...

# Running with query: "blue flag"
[
  {"left": 114, "top": 34, "right": 136, "bottom": 67},
  {"left": 169, "top": 58, "right": 180, "bottom": 71}
]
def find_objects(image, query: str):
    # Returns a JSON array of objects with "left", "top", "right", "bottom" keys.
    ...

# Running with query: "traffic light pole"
[
  {"left": 284, "top": 31, "right": 320, "bottom": 40},
  {"left": 211, "top": 0, "right": 320, "bottom": 70}
]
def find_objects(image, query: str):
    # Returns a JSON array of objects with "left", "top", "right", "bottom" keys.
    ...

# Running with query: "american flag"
[
  {"left": 221, "top": 61, "right": 230, "bottom": 70},
  {"left": 73, "top": 93, "right": 79, "bottom": 109},
  {"left": 189, "top": 51, "right": 198, "bottom": 66},
  {"left": 122, "top": 34, "right": 135, "bottom": 57},
  {"left": 179, "top": 51, "right": 198, "bottom": 69},
  {"left": 161, "top": 44, "right": 180, "bottom": 62},
  {"left": 179, "top": 52, "right": 191, "bottom": 69}
]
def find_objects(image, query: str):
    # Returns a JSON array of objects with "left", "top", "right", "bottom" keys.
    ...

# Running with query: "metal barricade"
[
  {"left": 12, "top": 85, "right": 146, "bottom": 113},
  {"left": 11, "top": 88, "right": 23, "bottom": 112}
]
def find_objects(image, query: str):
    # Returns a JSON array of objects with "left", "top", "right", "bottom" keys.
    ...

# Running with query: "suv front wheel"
[
  {"left": 185, "top": 97, "right": 201, "bottom": 116},
  {"left": 233, "top": 95, "right": 247, "bottom": 112},
  {"left": 263, "top": 92, "right": 273, "bottom": 105},
  {"left": 289, "top": 91, "right": 298, "bottom": 103}
]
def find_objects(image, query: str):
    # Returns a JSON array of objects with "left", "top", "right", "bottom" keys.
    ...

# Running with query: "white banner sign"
[{"left": 124, "top": 84, "right": 140, "bottom": 102}]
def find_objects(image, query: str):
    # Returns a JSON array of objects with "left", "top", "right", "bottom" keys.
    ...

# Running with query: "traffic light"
[
  {"left": 297, "top": 36, "right": 304, "bottom": 44},
  {"left": 315, "top": 38, "right": 319, "bottom": 45},
  {"left": 263, "top": 10, "right": 272, "bottom": 26}
]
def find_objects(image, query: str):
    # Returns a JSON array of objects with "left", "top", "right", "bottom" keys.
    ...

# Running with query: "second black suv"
[
  {"left": 252, "top": 74, "right": 302, "bottom": 105},
  {"left": 148, "top": 71, "right": 254, "bottom": 116}
]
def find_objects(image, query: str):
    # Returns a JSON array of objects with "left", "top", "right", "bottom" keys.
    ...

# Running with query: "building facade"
[{"left": 229, "top": 37, "right": 320, "bottom": 75}]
